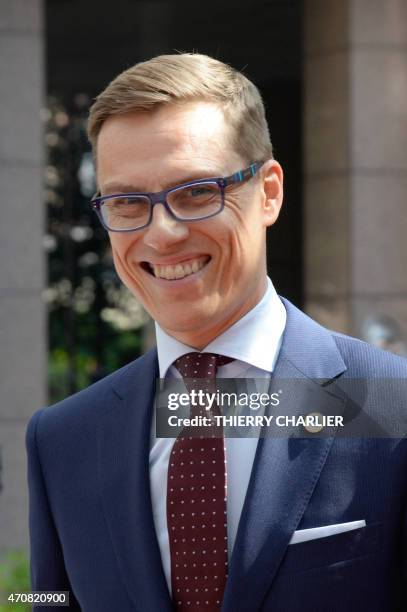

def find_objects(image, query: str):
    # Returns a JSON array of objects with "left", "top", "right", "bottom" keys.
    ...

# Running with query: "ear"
[{"left": 260, "top": 159, "right": 284, "bottom": 227}]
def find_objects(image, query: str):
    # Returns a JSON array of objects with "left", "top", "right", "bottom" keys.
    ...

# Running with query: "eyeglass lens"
[{"left": 100, "top": 181, "right": 222, "bottom": 230}]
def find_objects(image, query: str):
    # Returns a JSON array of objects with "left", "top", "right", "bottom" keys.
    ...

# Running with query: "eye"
[
  {"left": 127, "top": 196, "right": 149, "bottom": 205},
  {"left": 166, "top": 181, "right": 222, "bottom": 219},
  {"left": 103, "top": 196, "right": 149, "bottom": 220},
  {"left": 189, "top": 186, "right": 215, "bottom": 197}
]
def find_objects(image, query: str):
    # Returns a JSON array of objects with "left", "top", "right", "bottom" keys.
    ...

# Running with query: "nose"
[{"left": 142, "top": 202, "right": 189, "bottom": 251}]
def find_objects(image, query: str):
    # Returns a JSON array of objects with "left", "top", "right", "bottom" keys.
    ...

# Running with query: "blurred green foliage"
[
  {"left": 0, "top": 551, "right": 30, "bottom": 611},
  {"left": 49, "top": 329, "right": 142, "bottom": 403}
]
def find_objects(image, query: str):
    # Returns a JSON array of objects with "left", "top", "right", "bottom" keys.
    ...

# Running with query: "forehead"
[{"left": 96, "top": 101, "right": 242, "bottom": 191}]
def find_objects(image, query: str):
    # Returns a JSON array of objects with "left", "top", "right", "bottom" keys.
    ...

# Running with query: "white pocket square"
[{"left": 289, "top": 520, "right": 366, "bottom": 545}]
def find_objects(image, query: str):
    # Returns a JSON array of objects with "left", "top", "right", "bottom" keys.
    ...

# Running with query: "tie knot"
[{"left": 174, "top": 352, "right": 233, "bottom": 381}]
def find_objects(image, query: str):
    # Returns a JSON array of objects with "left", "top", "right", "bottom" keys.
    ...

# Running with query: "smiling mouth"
[{"left": 142, "top": 255, "right": 211, "bottom": 280}]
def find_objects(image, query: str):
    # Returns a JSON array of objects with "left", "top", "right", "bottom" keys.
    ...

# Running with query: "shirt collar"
[{"left": 155, "top": 277, "right": 286, "bottom": 378}]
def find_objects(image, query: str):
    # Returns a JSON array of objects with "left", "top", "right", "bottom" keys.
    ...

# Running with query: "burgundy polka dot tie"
[{"left": 167, "top": 352, "right": 233, "bottom": 611}]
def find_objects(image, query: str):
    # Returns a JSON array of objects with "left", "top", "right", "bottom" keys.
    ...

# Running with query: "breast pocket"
[{"left": 278, "top": 521, "right": 382, "bottom": 576}]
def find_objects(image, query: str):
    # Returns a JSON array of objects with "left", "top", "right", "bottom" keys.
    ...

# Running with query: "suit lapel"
[
  {"left": 97, "top": 349, "right": 173, "bottom": 612},
  {"left": 222, "top": 299, "right": 348, "bottom": 612}
]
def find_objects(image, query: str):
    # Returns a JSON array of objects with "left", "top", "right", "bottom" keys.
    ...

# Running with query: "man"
[{"left": 26, "top": 54, "right": 407, "bottom": 611}]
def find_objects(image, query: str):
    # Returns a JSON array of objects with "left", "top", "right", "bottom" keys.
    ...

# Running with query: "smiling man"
[
  {"left": 26, "top": 54, "right": 407, "bottom": 612},
  {"left": 96, "top": 100, "right": 282, "bottom": 348}
]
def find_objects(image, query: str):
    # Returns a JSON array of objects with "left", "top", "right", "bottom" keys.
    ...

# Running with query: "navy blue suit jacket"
[{"left": 26, "top": 299, "right": 407, "bottom": 611}]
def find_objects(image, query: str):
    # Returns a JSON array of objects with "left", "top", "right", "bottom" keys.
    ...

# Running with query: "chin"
[{"left": 157, "top": 308, "right": 217, "bottom": 334}]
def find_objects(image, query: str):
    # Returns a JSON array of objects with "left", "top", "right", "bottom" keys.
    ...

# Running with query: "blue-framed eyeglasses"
[{"left": 90, "top": 161, "right": 265, "bottom": 232}]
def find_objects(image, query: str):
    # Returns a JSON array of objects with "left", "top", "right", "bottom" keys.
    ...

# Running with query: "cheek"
[
  {"left": 110, "top": 238, "right": 145, "bottom": 289},
  {"left": 109, "top": 238, "right": 128, "bottom": 271},
  {"left": 111, "top": 233, "right": 140, "bottom": 263},
  {"left": 220, "top": 206, "right": 256, "bottom": 262},
  {"left": 213, "top": 203, "right": 265, "bottom": 286}
]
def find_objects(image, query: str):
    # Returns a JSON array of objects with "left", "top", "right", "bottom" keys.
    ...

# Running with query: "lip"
[
  {"left": 144, "top": 254, "right": 210, "bottom": 266},
  {"left": 139, "top": 255, "right": 211, "bottom": 287}
]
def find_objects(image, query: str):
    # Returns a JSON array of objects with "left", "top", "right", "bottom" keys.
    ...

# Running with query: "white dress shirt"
[{"left": 149, "top": 277, "right": 286, "bottom": 593}]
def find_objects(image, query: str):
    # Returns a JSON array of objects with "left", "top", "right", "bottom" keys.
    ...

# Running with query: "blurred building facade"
[
  {"left": 304, "top": 0, "right": 407, "bottom": 353},
  {"left": 1, "top": 0, "right": 406, "bottom": 556},
  {"left": 0, "top": 0, "right": 46, "bottom": 558}
]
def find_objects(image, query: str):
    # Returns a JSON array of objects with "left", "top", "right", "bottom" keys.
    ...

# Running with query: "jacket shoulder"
[
  {"left": 331, "top": 330, "right": 407, "bottom": 377},
  {"left": 26, "top": 348, "right": 157, "bottom": 440}
]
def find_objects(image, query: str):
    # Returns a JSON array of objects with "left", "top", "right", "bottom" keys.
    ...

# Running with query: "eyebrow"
[{"left": 101, "top": 170, "right": 224, "bottom": 195}]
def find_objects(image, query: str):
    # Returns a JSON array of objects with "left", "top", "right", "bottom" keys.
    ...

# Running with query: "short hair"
[{"left": 87, "top": 53, "right": 273, "bottom": 164}]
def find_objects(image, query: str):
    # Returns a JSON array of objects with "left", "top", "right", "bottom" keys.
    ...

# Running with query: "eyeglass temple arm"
[{"left": 222, "top": 161, "right": 264, "bottom": 187}]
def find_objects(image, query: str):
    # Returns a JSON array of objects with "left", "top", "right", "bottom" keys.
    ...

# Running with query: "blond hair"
[{"left": 87, "top": 53, "right": 273, "bottom": 163}]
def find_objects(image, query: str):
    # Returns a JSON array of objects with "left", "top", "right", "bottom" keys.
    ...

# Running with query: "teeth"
[{"left": 150, "top": 257, "right": 208, "bottom": 280}]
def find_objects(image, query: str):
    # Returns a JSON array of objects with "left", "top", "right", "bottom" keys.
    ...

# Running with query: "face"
[{"left": 97, "top": 101, "right": 283, "bottom": 349}]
